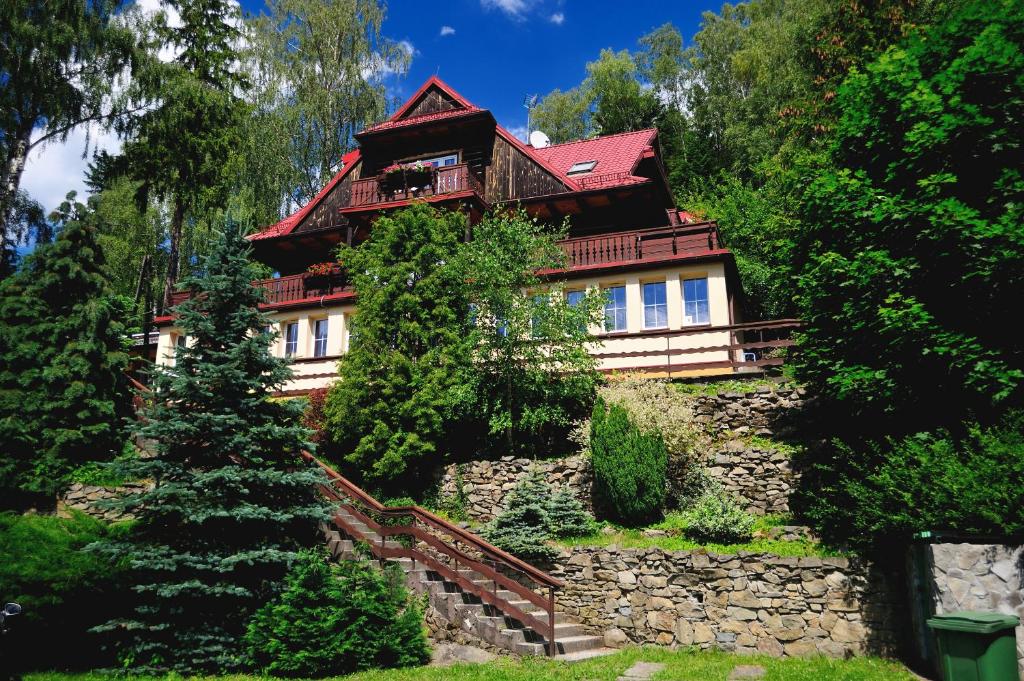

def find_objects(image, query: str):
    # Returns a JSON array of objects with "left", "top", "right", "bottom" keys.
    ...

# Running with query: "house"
[{"left": 154, "top": 77, "right": 796, "bottom": 395}]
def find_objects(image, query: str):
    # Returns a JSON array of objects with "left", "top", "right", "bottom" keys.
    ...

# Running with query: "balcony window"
[
  {"left": 604, "top": 286, "right": 627, "bottom": 332},
  {"left": 284, "top": 322, "right": 299, "bottom": 357},
  {"left": 566, "top": 289, "right": 586, "bottom": 333},
  {"left": 420, "top": 153, "right": 458, "bottom": 167},
  {"left": 682, "top": 277, "right": 710, "bottom": 326},
  {"left": 313, "top": 319, "right": 329, "bottom": 357},
  {"left": 642, "top": 281, "right": 668, "bottom": 329}
]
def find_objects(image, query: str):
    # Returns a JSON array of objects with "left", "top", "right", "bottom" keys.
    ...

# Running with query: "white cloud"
[
  {"left": 506, "top": 125, "right": 529, "bottom": 143},
  {"left": 549, "top": 12, "right": 564, "bottom": 25},
  {"left": 439, "top": 25, "right": 456, "bottom": 36},
  {"left": 480, "top": 0, "right": 533, "bottom": 19},
  {"left": 361, "top": 40, "right": 416, "bottom": 81},
  {"left": 21, "top": 124, "right": 123, "bottom": 215}
]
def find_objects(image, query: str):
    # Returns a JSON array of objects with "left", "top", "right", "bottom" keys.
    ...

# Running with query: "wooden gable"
[
  {"left": 294, "top": 160, "right": 362, "bottom": 233},
  {"left": 402, "top": 85, "right": 464, "bottom": 118}
]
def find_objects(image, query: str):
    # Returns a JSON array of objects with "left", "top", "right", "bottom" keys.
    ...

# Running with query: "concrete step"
[
  {"left": 500, "top": 622, "right": 586, "bottom": 642},
  {"left": 515, "top": 634, "right": 604, "bottom": 657},
  {"left": 554, "top": 647, "right": 618, "bottom": 662}
]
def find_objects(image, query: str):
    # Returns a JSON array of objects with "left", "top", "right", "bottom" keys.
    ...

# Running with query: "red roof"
[
  {"left": 531, "top": 128, "right": 657, "bottom": 190},
  {"left": 247, "top": 149, "right": 361, "bottom": 242},
  {"left": 360, "top": 107, "right": 483, "bottom": 134}
]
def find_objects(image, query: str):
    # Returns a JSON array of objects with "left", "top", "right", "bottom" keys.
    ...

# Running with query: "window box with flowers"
[
  {"left": 304, "top": 262, "right": 342, "bottom": 291},
  {"left": 378, "top": 161, "right": 435, "bottom": 196}
]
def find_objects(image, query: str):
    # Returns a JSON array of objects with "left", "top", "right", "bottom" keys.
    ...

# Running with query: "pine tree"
[
  {"left": 324, "top": 203, "right": 476, "bottom": 494},
  {"left": 0, "top": 216, "right": 130, "bottom": 508},
  {"left": 92, "top": 224, "right": 328, "bottom": 672}
]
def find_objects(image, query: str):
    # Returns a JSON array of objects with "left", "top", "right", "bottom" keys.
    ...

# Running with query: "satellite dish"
[{"left": 529, "top": 130, "right": 551, "bottom": 148}]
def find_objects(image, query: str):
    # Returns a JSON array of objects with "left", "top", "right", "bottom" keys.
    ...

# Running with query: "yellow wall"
[{"left": 156, "top": 261, "right": 736, "bottom": 393}]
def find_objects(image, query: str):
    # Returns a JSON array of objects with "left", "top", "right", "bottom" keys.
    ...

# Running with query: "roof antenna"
[{"left": 524, "top": 94, "right": 538, "bottom": 139}]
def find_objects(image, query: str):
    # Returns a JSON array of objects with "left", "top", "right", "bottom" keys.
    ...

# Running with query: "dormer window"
[{"left": 567, "top": 160, "right": 597, "bottom": 175}]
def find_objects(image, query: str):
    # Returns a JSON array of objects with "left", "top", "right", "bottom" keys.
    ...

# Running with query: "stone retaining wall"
[
  {"left": 438, "top": 456, "right": 592, "bottom": 523},
  {"left": 909, "top": 541, "right": 1024, "bottom": 677},
  {"left": 707, "top": 439, "right": 795, "bottom": 514},
  {"left": 59, "top": 482, "right": 150, "bottom": 522},
  {"left": 553, "top": 545, "right": 903, "bottom": 658},
  {"left": 692, "top": 384, "right": 806, "bottom": 437}
]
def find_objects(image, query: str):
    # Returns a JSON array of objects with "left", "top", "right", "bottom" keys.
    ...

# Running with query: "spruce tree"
[
  {"left": 92, "top": 224, "right": 328, "bottom": 672},
  {"left": 0, "top": 217, "right": 129, "bottom": 507}
]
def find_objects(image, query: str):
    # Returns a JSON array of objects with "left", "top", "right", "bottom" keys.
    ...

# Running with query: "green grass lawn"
[
  {"left": 26, "top": 647, "right": 916, "bottom": 681},
  {"left": 558, "top": 514, "right": 840, "bottom": 558}
]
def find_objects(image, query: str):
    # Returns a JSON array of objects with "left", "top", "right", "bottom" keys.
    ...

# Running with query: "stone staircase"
[{"left": 322, "top": 506, "right": 611, "bottom": 660}]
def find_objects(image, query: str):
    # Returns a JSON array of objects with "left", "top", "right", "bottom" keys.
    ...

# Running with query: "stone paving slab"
[{"left": 617, "top": 661, "right": 666, "bottom": 680}]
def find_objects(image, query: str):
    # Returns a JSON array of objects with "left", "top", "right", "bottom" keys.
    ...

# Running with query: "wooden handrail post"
[{"left": 547, "top": 586, "right": 556, "bottom": 657}]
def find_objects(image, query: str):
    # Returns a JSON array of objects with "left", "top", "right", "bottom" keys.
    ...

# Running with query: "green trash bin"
[{"left": 927, "top": 611, "right": 1020, "bottom": 681}]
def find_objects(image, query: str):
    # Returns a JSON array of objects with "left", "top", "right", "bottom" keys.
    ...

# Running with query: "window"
[
  {"left": 313, "top": 319, "right": 329, "bottom": 357},
  {"left": 284, "top": 322, "right": 299, "bottom": 357},
  {"left": 567, "top": 160, "right": 597, "bottom": 175},
  {"left": 603, "top": 285, "right": 627, "bottom": 332},
  {"left": 420, "top": 153, "right": 458, "bottom": 167},
  {"left": 566, "top": 290, "right": 586, "bottom": 333},
  {"left": 173, "top": 334, "right": 187, "bottom": 362},
  {"left": 682, "top": 277, "right": 710, "bottom": 325},
  {"left": 531, "top": 294, "right": 547, "bottom": 336},
  {"left": 642, "top": 281, "right": 668, "bottom": 329}
]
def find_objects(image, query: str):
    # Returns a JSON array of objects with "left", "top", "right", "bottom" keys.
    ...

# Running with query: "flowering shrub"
[
  {"left": 305, "top": 262, "right": 336, "bottom": 277},
  {"left": 302, "top": 388, "right": 329, "bottom": 446}
]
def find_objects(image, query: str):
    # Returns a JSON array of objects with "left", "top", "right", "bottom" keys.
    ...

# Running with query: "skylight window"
[{"left": 567, "top": 160, "right": 597, "bottom": 175}]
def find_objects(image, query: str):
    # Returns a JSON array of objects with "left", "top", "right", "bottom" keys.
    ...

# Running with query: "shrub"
[
  {"left": 482, "top": 469, "right": 597, "bottom": 561},
  {"left": 244, "top": 549, "right": 429, "bottom": 677},
  {"left": 682, "top": 487, "right": 756, "bottom": 544},
  {"left": 0, "top": 511, "right": 129, "bottom": 672},
  {"left": 795, "top": 412, "right": 1024, "bottom": 550},
  {"left": 546, "top": 486, "right": 597, "bottom": 538},
  {"left": 590, "top": 398, "right": 668, "bottom": 526},
  {"left": 301, "top": 388, "right": 329, "bottom": 447}
]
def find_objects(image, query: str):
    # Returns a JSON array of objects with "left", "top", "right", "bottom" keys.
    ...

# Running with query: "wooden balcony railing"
[
  {"left": 559, "top": 223, "right": 721, "bottom": 269},
  {"left": 169, "top": 270, "right": 348, "bottom": 309},
  {"left": 349, "top": 163, "right": 483, "bottom": 208}
]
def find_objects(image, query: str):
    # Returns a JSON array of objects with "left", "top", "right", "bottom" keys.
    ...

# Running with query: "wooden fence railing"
[
  {"left": 300, "top": 451, "right": 563, "bottom": 656},
  {"left": 559, "top": 222, "right": 721, "bottom": 269},
  {"left": 126, "top": 376, "right": 563, "bottom": 656},
  {"left": 349, "top": 164, "right": 483, "bottom": 208}
]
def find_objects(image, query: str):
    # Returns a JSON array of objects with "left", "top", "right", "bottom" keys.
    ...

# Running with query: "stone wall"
[
  {"left": 59, "top": 482, "right": 150, "bottom": 522},
  {"left": 909, "top": 541, "right": 1024, "bottom": 677},
  {"left": 438, "top": 456, "right": 592, "bottom": 523},
  {"left": 438, "top": 382, "right": 807, "bottom": 521},
  {"left": 692, "top": 384, "right": 806, "bottom": 438},
  {"left": 706, "top": 439, "right": 795, "bottom": 515},
  {"left": 553, "top": 545, "right": 903, "bottom": 658}
]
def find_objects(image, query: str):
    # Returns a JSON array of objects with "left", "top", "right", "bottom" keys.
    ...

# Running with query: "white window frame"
[
  {"left": 284, "top": 322, "right": 299, "bottom": 357},
  {"left": 682, "top": 276, "right": 710, "bottom": 326},
  {"left": 603, "top": 285, "right": 627, "bottom": 333},
  {"left": 642, "top": 281, "right": 668, "bottom": 330},
  {"left": 312, "top": 318, "right": 329, "bottom": 358},
  {"left": 567, "top": 160, "right": 597, "bottom": 175},
  {"left": 420, "top": 153, "right": 458, "bottom": 167}
]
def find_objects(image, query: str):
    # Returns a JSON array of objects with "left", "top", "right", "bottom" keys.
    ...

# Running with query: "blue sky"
[
  {"left": 242, "top": 0, "right": 718, "bottom": 133},
  {"left": 21, "top": 0, "right": 720, "bottom": 216}
]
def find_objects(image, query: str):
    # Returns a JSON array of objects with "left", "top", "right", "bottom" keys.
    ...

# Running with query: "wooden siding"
[
  {"left": 404, "top": 87, "right": 460, "bottom": 118},
  {"left": 486, "top": 134, "right": 567, "bottom": 202},
  {"left": 294, "top": 161, "right": 362, "bottom": 233}
]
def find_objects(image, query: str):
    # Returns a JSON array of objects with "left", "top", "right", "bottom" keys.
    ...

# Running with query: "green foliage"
[
  {"left": 0, "top": 217, "right": 130, "bottom": 506},
  {"left": 324, "top": 204, "right": 475, "bottom": 493},
  {"left": 797, "top": 412, "right": 1024, "bottom": 550},
  {"left": 679, "top": 488, "right": 756, "bottom": 544},
  {"left": 0, "top": 511, "right": 129, "bottom": 671},
  {"left": 244, "top": 549, "right": 429, "bottom": 678},
  {"left": 301, "top": 387, "right": 329, "bottom": 449},
  {"left": 483, "top": 470, "right": 597, "bottom": 562},
  {"left": 325, "top": 206, "right": 601, "bottom": 491},
  {"left": 69, "top": 442, "right": 139, "bottom": 487},
  {"left": 89, "top": 224, "right": 329, "bottom": 673},
  {"left": 590, "top": 398, "right": 667, "bottom": 526},
  {"left": 460, "top": 210, "right": 602, "bottom": 456},
  {"left": 794, "top": 0, "right": 1024, "bottom": 431}
]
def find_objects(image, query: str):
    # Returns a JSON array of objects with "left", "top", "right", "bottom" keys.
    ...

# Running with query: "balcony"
[
  {"left": 348, "top": 163, "right": 484, "bottom": 209},
  {"left": 168, "top": 270, "right": 349, "bottom": 309},
  {"left": 559, "top": 223, "right": 722, "bottom": 270}
]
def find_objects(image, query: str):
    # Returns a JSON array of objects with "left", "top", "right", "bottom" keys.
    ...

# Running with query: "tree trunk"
[
  {"left": 0, "top": 126, "right": 32, "bottom": 259},
  {"left": 162, "top": 197, "right": 186, "bottom": 307}
]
